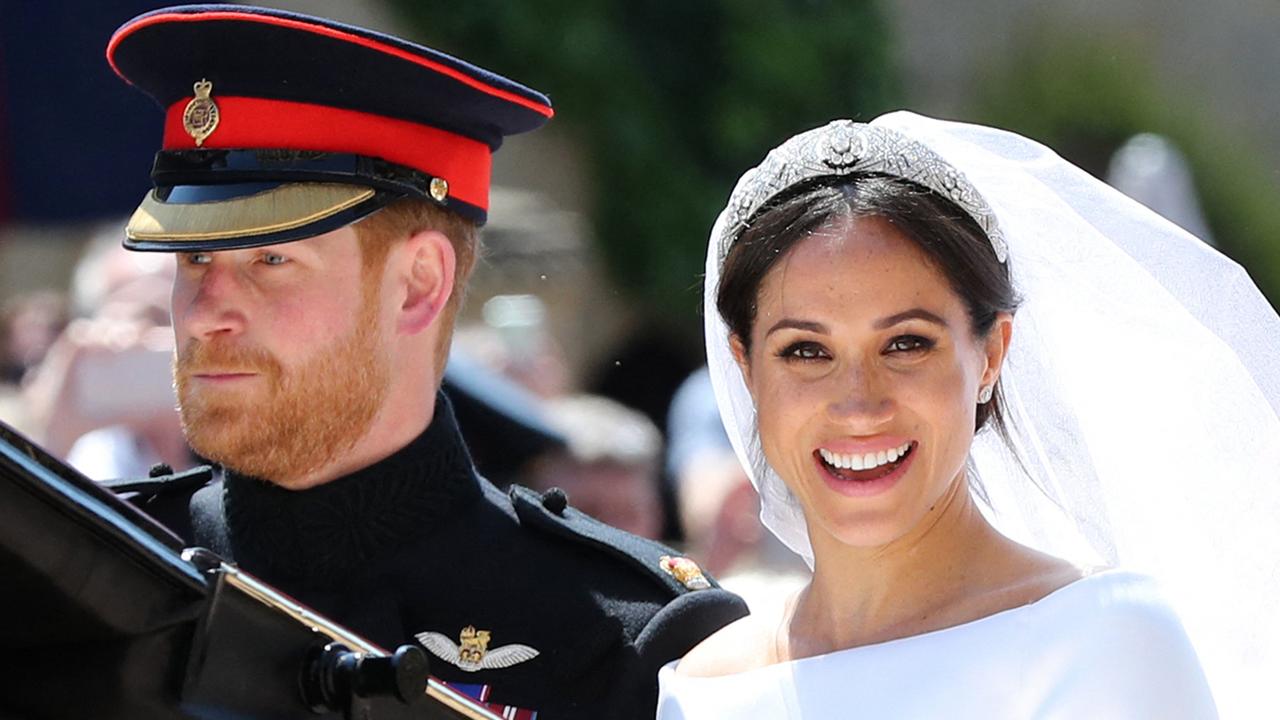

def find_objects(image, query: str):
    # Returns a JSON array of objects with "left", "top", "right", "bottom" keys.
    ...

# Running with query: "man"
[{"left": 103, "top": 6, "right": 746, "bottom": 718}]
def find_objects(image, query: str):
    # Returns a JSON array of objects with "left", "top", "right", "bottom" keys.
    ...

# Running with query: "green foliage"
[
  {"left": 975, "top": 34, "right": 1280, "bottom": 307},
  {"left": 388, "top": 0, "right": 899, "bottom": 319}
]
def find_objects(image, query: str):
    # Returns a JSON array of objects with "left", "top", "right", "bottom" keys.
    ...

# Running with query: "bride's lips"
[{"left": 813, "top": 441, "right": 917, "bottom": 498}]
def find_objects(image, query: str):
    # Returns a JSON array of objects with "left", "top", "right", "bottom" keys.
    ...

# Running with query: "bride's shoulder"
[
  {"left": 1019, "top": 568, "right": 1216, "bottom": 711},
  {"left": 1033, "top": 567, "right": 1179, "bottom": 623},
  {"left": 673, "top": 606, "right": 781, "bottom": 678},
  {"left": 1015, "top": 567, "right": 1200, "bottom": 658}
]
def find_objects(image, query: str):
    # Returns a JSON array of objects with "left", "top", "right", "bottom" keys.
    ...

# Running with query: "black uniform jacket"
[{"left": 114, "top": 393, "right": 748, "bottom": 719}]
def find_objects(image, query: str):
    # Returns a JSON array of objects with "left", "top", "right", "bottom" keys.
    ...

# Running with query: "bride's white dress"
[{"left": 657, "top": 570, "right": 1216, "bottom": 719}]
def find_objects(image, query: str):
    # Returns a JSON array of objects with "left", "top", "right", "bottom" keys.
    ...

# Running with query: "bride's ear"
[
  {"left": 729, "top": 334, "right": 754, "bottom": 396},
  {"left": 979, "top": 312, "right": 1014, "bottom": 390}
]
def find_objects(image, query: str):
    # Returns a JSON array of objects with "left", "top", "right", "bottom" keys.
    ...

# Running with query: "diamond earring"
[{"left": 977, "top": 385, "right": 994, "bottom": 404}]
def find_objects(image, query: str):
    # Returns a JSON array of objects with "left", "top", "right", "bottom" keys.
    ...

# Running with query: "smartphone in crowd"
[{"left": 75, "top": 343, "right": 177, "bottom": 422}]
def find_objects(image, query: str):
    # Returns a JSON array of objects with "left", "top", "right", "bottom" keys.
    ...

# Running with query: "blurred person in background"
[
  {"left": 20, "top": 225, "right": 192, "bottom": 478},
  {"left": 442, "top": 345, "right": 568, "bottom": 488},
  {"left": 0, "top": 290, "right": 69, "bottom": 433},
  {"left": 523, "top": 394, "right": 664, "bottom": 540},
  {"left": 1107, "top": 133, "right": 1215, "bottom": 245},
  {"left": 668, "top": 368, "right": 808, "bottom": 616},
  {"left": 0, "top": 290, "right": 68, "bottom": 386},
  {"left": 453, "top": 294, "right": 571, "bottom": 399}
]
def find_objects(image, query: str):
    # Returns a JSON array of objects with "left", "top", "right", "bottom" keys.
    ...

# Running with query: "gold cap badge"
[
  {"left": 429, "top": 177, "right": 449, "bottom": 202},
  {"left": 660, "top": 555, "right": 711, "bottom": 590},
  {"left": 182, "top": 79, "right": 220, "bottom": 147}
]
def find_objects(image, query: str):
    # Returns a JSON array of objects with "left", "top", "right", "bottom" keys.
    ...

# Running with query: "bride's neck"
[{"left": 784, "top": 477, "right": 1004, "bottom": 657}]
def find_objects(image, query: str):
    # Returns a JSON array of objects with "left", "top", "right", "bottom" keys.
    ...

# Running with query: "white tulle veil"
[{"left": 703, "top": 111, "right": 1280, "bottom": 716}]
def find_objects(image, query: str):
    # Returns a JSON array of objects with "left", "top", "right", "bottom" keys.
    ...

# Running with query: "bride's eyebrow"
[
  {"left": 764, "top": 309, "right": 948, "bottom": 337},
  {"left": 765, "top": 319, "right": 827, "bottom": 337},
  {"left": 874, "top": 308, "right": 948, "bottom": 330}
]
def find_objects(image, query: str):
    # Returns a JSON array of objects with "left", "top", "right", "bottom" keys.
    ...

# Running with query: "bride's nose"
[{"left": 825, "top": 360, "right": 893, "bottom": 426}]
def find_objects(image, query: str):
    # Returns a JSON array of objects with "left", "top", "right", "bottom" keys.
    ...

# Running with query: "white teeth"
[{"left": 820, "top": 442, "right": 913, "bottom": 472}]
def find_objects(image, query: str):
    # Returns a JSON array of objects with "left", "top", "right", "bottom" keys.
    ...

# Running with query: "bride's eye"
[
  {"left": 778, "top": 341, "right": 829, "bottom": 362},
  {"left": 885, "top": 335, "right": 934, "bottom": 355}
]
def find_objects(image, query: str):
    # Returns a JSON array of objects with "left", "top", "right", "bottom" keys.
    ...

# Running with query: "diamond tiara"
[{"left": 716, "top": 120, "right": 1007, "bottom": 264}]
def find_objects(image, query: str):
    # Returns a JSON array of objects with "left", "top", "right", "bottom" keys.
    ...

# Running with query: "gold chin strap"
[{"left": 126, "top": 182, "right": 375, "bottom": 242}]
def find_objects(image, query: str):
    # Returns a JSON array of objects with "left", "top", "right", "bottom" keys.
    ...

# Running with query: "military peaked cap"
[{"left": 108, "top": 4, "right": 553, "bottom": 250}]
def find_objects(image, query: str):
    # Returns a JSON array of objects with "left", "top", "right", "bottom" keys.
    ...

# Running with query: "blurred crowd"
[
  {"left": 2, "top": 223, "right": 187, "bottom": 478},
  {"left": 0, "top": 226, "right": 809, "bottom": 612}
]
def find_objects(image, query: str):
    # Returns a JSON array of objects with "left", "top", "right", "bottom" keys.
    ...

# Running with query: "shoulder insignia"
[
  {"left": 659, "top": 555, "right": 712, "bottom": 590},
  {"left": 414, "top": 626, "right": 539, "bottom": 672},
  {"left": 508, "top": 484, "right": 719, "bottom": 597}
]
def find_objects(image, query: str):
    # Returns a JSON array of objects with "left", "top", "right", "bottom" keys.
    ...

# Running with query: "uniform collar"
[{"left": 220, "top": 391, "right": 481, "bottom": 586}]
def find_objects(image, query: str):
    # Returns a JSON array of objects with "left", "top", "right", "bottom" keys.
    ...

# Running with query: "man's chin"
[
  {"left": 183, "top": 415, "right": 269, "bottom": 474},
  {"left": 174, "top": 306, "right": 388, "bottom": 487},
  {"left": 190, "top": 439, "right": 313, "bottom": 487}
]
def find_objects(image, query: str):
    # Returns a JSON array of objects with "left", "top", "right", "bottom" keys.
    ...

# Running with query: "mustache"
[{"left": 176, "top": 339, "right": 282, "bottom": 377}]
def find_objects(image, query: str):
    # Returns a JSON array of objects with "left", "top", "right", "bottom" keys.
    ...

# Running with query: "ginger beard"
[{"left": 173, "top": 278, "right": 390, "bottom": 487}]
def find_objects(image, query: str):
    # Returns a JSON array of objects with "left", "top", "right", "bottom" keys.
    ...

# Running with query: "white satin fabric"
[
  {"left": 660, "top": 568, "right": 1218, "bottom": 712},
  {"left": 658, "top": 571, "right": 1216, "bottom": 719}
]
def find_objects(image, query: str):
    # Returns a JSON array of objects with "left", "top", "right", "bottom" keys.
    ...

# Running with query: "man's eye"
[
  {"left": 886, "top": 335, "right": 934, "bottom": 354},
  {"left": 261, "top": 253, "right": 288, "bottom": 266},
  {"left": 779, "top": 342, "right": 828, "bottom": 362},
  {"left": 183, "top": 252, "right": 212, "bottom": 266}
]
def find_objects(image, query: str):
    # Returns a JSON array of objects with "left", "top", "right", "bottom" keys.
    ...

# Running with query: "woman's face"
[{"left": 733, "top": 215, "right": 1009, "bottom": 551}]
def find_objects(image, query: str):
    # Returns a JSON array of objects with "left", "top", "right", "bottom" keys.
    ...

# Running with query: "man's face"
[{"left": 171, "top": 227, "right": 391, "bottom": 488}]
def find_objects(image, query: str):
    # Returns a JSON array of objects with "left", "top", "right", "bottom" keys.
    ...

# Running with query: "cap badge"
[
  {"left": 182, "top": 79, "right": 220, "bottom": 147},
  {"left": 414, "top": 626, "right": 540, "bottom": 673},
  {"left": 429, "top": 177, "right": 450, "bottom": 202},
  {"left": 660, "top": 555, "right": 712, "bottom": 590}
]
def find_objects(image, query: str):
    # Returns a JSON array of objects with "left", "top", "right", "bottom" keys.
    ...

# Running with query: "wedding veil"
[{"left": 703, "top": 111, "right": 1280, "bottom": 717}]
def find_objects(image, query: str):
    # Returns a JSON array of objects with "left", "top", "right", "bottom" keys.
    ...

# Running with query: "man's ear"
[{"left": 394, "top": 228, "right": 455, "bottom": 336}]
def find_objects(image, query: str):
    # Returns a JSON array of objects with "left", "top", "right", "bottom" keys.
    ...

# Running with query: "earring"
[{"left": 977, "top": 385, "right": 993, "bottom": 404}]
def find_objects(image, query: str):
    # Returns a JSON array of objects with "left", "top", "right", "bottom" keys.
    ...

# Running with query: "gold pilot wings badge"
[{"left": 415, "top": 626, "right": 539, "bottom": 672}]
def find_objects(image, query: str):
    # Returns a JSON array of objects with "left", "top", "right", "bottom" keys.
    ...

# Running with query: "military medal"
[
  {"left": 659, "top": 555, "right": 711, "bottom": 590},
  {"left": 415, "top": 626, "right": 539, "bottom": 672},
  {"left": 182, "top": 79, "right": 220, "bottom": 147}
]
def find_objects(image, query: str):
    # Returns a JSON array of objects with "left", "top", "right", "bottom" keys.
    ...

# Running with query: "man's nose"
[{"left": 176, "top": 264, "right": 247, "bottom": 342}]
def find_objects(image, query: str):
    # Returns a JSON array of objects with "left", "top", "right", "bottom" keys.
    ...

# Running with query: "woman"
[{"left": 658, "top": 113, "right": 1280, "bottom": 718}]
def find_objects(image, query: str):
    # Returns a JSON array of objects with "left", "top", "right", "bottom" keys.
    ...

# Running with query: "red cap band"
[{"left": 163, "top": 96, "right": 491, "bottom": 210}]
